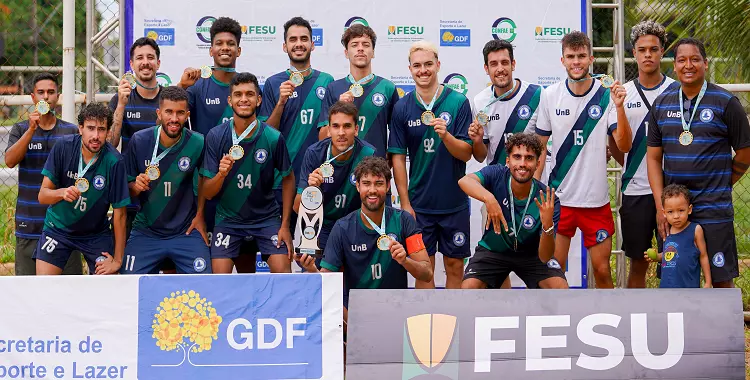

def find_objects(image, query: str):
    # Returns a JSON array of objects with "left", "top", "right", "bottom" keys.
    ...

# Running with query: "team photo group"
[{"left": 9, "top": 15, "right": 750, "bottom": 299}]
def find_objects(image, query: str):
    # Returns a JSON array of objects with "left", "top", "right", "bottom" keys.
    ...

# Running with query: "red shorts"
[{"left": 558, "top": 204, "right": 614, "bottom": 248}]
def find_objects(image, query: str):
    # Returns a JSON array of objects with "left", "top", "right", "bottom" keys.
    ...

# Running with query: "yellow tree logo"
[{"left": 151, "top": 290, "right": 223, "bottom": 366}]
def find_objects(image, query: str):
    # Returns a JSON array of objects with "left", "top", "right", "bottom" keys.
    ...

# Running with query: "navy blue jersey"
[
  {"left": 259, "top": 69, "right": 335, "bottom": 189},
  {"left": 317, "top": 76, "right": 399, "bottom": 157},
  {"left": 474, "top": 165, "right": 560, "bottom": 255},
  {"left": 648, "top": 83, "right": 750, "bottom": 224},
  {"left": 388, "top": 86, "right": 472, "bottom": 214},
  {"left": 5, "top": 119, "right": 78, "bottom": 239},
  {"left": 660, "top": 222, "right": 701, "bottom": 288},
  {"left": 41, "top": 135, "right": 130, "bottom": 236},
  {"left": 199, "top": 120, "right": 291, "bottom": 227},
  {"left": 321, "top": 206, "right": 420, "bottom": 292},
  {"left": 125, "top": 127, "right": 205, "bottom": 237},
  {"left": 108, "top": 88, "right": 161, "bottom": 152},
  {"left": 187, "top": 76, "right": 234, "bottom": 135},
  {"left": 297, "top": 137, "right": 376, "bottom": 230}
]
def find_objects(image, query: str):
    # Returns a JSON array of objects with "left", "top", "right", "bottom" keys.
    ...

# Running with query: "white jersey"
[
  {"left": 471, "top": 80, "right": 542, "bottom": 165},
  {"left": 536, "top": 79, "right": 615, "bottom": 208},
  {"left": 608, "top": 76, "right": 676, "bottom": 196}
]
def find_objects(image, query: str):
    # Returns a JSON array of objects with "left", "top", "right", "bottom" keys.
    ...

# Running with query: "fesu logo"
[
  {"left": 242, "top": 25, "right": 276, "bottom": 35},
  {"left": 388, "top": 26, "right": 424, "bottom": 35},
  {"left": 195, "top": 16, "right": 216, "bottom": 44}
]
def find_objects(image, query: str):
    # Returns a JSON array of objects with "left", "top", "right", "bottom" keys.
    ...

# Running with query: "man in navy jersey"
[
  {"left": 294, "top": 101, "right": 376, "bottom": 252},
  {"left": 460, "top": 133, "right": 567, "bottom": 289},
  {"left": 389, "top": 41, "right": 473, "bottom": 289},
  {"left": 647, "top": 37, "right": 750, "bottom": 288},
  {"left": 122, "top": 86, "right": 211, "bottom": 274},
  {"left": 200, "top": 73, "right": 295, "bottom": 273},
  {"left": 35, "top": 103, "right": 130, "bottom": 275},
  {"left": 297, "top": 156, "right": 432, "bottom": 315},
  {"left": 5, "top": 73, "right": 82, "bottom": 275},
  {"left": 317, "top": 24, "right": 398, "bottom": 158},
  {"left": 259, "top": 17, "right": 335, "bottom": 230}
]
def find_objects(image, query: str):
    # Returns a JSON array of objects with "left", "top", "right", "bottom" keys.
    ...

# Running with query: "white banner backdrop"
[
  {"left": 126, "top": 0, "right": 588, "bottom": 288},
  {"left": 0, "top": 274, "right": 344, "bottom": 379}
]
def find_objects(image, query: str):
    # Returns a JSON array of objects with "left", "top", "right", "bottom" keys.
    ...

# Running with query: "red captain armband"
[{"left": 405, "top": 234, "right": 426, "bottom": 255}]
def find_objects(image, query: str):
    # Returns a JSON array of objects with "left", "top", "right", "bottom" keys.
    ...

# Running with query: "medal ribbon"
[
  {"left": 508, "top": 177, "right": 534, "bottom": 248},
  {"left": 362, "top": 209, "right": 386, "bottom": 236},
  {"left": 135, "top": 78, "right": 159, "bottom": 90},
  {"left": 213, "top": 66, "right": 237, "bottom": 73},
  {"left": 289, "top": 66, "right": 312, "bottom": 76},
  {"left": 347, "top": 73, "right": 375, "bottom": 86},
  {"left": 231, "top": 119, "right": 258, "bottom": 146},
  {"left": 481, "top": 81, "right": 517, "bottom": 114},
  {"left": 679, "top": 80, "right": 707, "bottom": 134},
  {"left": 150, "top": 125, "right": 180, "bottom": 167},
  {"left": 77, "top": 149, "right": 100, "bottom": 180},
  {"left": 568, "top": 73, "right": 608, "bottom": 83},
  {"left": 416, "top": 85, "right": 441, "bottom": 113},
  {"left": 325, "top": 142, "right": 354, "bottom": 164}
]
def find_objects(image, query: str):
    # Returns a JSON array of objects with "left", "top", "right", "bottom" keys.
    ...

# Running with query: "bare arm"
[
  {"left": 694, "top": 224, "right": 712, "bottom": 287},
  {"left": 611, "top": 104, "right": 632, "bottom": 152},
  {"left": 391, "top": 154, "right": 414, "bottom": 217},
  {"left": 400, "top": 248, "right": 433, "bottom": 283},
  {"left": 608, "top": 135, "right": 624, "bottom": 166},
  {"left": 318, "top": 126, "right": 329, "bottom": 141},
  {"left": 202, "top": 154, "right": 233, "bottom": 200},
  {"left": 38, "top": 177, "right": 79, "bottom": 205},
  {"left": 731, "top": 147, "right": 750, "bottom": 185},
  {"left": 442, "top": 134, "right": 472, "bottom": 162},
  {"left": 281, "top": 172, "right": 296, "bottom": 230},
  {"left": 112, "top": 207, "right": 126, "bottom": 267},
  {"left": 647, "top": 145, "right": 668, "bottom": 239}
]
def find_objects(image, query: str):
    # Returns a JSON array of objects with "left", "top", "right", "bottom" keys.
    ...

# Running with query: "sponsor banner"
[
  {"left": 0, "top": 275, "right": 343, "bottom": 379},
  {"left": 347, "top": 289, "right": 745, "bottom": 379}
]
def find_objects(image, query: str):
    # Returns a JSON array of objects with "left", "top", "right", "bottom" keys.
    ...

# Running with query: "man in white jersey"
[
  {"left": 470, "top": 39, "right": 542, "bottom": 167},
  {"left": 609, "top": 21, "right": 675, "bottom": 288},
  {"left": 534, "top": 31, "right": 630, "bottom": 289}
]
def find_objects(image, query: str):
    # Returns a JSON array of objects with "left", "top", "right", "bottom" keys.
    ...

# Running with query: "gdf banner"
[
  {"left": 347, "top": 289, "right": 745, "bottom": 379},
  {"left": 0, "top": 275, "right": 344, "bottom": 379}
]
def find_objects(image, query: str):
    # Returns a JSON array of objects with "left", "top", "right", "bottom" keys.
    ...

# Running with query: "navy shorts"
[
  {"left": 416, "top": 209, "right": 471, "bottom": 259},
  {"left": 211, "top": 222, "right": 288, "bottom": 259},
  {"left": 122, "top": 229, "right": 211, "bottom": 274},
  {"left": 33, "top": 229, "right": 113, "bottom": 275}
]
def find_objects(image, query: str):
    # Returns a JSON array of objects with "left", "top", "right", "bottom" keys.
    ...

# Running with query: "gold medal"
[
  {"left": 421, "top": 111, "right": 436, "bottom": 125},
  {"left": 320, "top": 163, "right": 334, "bottom": 178},
  {"left": 123, "top": 72, "right": 137, "bottom": 89},
  {"left": 679, "top": 131, "right": 693, "bottom": 146},
  {"left": 35, "top": 100, "right": 50, "bottom": 115},
  {"left": 290, "top": 71, "right": 304, "bottom": 87},
  {"left": 228, "top": 145, "right": 244, "bottom": 160},
  {"left": 376, "top": 234, "right": 392, "bottom": 251},
  {"left": 146, "top": 165, "right": 160, "bottom": 181},
  {"left": 200, "top": 65, "right": 212, "bottom": 79},
  {"left": 75, "top": 177, "right": 90, "bottom": 193},
  {"left": 349, "top": 83, "right": 364, "bottom": 98},
  {"left": 600, "top": 75, "right": 615, "bottom": 88},
  {"left": 476, "top": 111, "right": 489, "bottom": 126}
]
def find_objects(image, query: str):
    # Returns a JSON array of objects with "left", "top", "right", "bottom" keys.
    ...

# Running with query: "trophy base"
[{"left": 295, "top": 247, "right": 323, "bottom": 258}]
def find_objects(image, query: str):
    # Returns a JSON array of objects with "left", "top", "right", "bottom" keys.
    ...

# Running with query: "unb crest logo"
[
  {"left": 403, "top": 314, "right": 459, "bottom": 379},
  {"left": 151, "top": 290, "right": 222, "bottom": 360}
]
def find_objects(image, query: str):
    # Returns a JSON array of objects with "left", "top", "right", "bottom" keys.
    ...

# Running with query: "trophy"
[{"left": 295, "top": 186, "right": 324, "bottom": 258}]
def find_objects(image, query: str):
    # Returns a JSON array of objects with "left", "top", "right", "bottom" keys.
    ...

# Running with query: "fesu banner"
[
  {"left": 0, "top": 274, "right": 343, "bottom": 379},
  {"left": 346, "top": 289, "right": 745, "bottom": 379}
]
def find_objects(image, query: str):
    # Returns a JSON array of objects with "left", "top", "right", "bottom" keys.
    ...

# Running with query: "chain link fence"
[{"left": 0, "top": 0, "right": 120, "bottom": 275}]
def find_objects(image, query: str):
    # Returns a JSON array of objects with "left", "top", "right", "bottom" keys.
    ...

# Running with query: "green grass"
[{"left": 0, "top": 185, "right": 17, "bottom": 264}]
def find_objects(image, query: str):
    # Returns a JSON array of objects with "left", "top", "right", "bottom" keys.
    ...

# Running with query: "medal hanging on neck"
[
  {"left": 417, "top": 85, "right": 441, "bottom": 125},
  {"left": 320, "top": 142, "right": 354, "bottom": 178},
  {"left": 348, "top": 73, "right": 374, "bottom": 98},
  {"left": 507, "top": 177, "right": 534, "bottom": 251},
  {"left": 75, "top": 149, "right": 100, "bottom": 193},
  {"left": 476, "top": 80, "right": 517, "bottom": 126},
  {"left": 145, "top": 126, "right": 179, "bottom": 180},
  {"left": 228, "top": 118, "right": 258, "bottom": 160},
  {"left": 678, "top": 81, "right": 707, "bottom": 146},
  {"left": 362, "top": 209, "right": 391, "bottom": 251}
]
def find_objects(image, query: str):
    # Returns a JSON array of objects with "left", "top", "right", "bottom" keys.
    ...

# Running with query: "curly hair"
[
  {"left": 662, "top": 184, "right": 692, "bottom": 205},
  {"left": 354, "top": 156, "right": 391, "bottom": 182},
  {"left": 341, "top": 24, "right": 377, "bottom": 48},
  {"left": 505, "top": 133, "right": 543, "bottom": 159},
  {"left": 77, "top": 103, "right": 113, "bottom": 130},
  {"left": 630, "top": 20, "right": 667, "bottom": 48},
  {"left": 210, "top": 17, "right": 242, "bottom": 46}
]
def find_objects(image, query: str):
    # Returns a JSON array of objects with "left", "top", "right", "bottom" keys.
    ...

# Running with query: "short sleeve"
[
  {"left": 320, "top": 221, "right": 346, "bottom": 271},
  {"left": 258, "top": 78, "right": 277, "bottom": 121},
  {"left": 386, "top": 101, "right": 407, "bottom": 155},
  {"left": 108, "top": 94, "right": 118, "bottom": 112},
  {"left": 607, "top": 98, "right": 618, "bottom": 136},
  {"left": 386, "top": 85, "right": 400, "bottom": 129},
  {"left": 274, "top": 133, "right": 292, "bottom": 177},
  {"left": 41, "top": 140, "right": 63, "bottom": 187},
  {"left": 109, "top": 159, "right": 131, "bottom": 209},
  {"left": 317, "top": 82, "right": 336, "bottom": 128},
  {"left": 475, "top": 165, "right": 499, "bottom": 188},
  {"left": 5, "top": 122, "right": 24, "bottom": 153},
  {"left": 199, "top": 130, "right": 221, "bottom": 179},
  {"left": 524, "top": 106, "right": 540, "bottom": 134},
  {"left": 646, "top": 111, "right": 661, "bottom": 147},
  {"left": 453, "top": 98, "right": 473, "bottom": 145},
  {"left": 400, "top": 210, "right": 421, "bottom": 239},
  {"left": 724, "top": 96, "right": 750, "bottom": 150},
  {"left": 297, "top": 146, "right": 316, "bottom": 193},
  {"left": 186, "top": 84, "right": 197, "bottom": 111},
  {"left": 535, "top": 90, "right": 552, "bottom": 137},
  {"left": 124, "top": 135, "right": 140, "bottom": 182}
]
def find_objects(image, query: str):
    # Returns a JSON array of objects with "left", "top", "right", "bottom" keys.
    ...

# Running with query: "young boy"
[{"left": 645, "top": 184, "right": 712, "bottom": 288}]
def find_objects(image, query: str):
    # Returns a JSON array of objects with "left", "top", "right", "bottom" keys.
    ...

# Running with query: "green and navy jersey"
[
  {"left": 321, "top": 207, "right": 420, "bottom": 297},
  {"left": 474, "top": 165, "right": 560, "bottom": 255},
  {"left": 199, "top": 120, "right": 292, "bottom": 227},
  {"left": 5, "top": 118, "right": 78, "bottom": 239},
  {"left": 108, "top": 87, "right": 161, "bottom": 152},
  {"left": 471, "top": 80, "right": 542, "bottom": 165},
  {"left": 125, "top": 127, "right": 205, "bottom": 237},
  {"left": 317, "top": 75, "right": 399, "bottom": 158},
  {"left": 41, "top": 135, "right": 130, "bottom": 236},
  {"left": 647, "top": 82, "right": 750, "bottom": 224},
  {"left": 259, "top": 69, "right": 335, "bottom": 189},
  {"left": 535, "top": 79, "right": 615, "bottom": 208},
  {"left": 297, "top": 137, "right": 376, "bottom": 230},
  {"left": 187, "top": 76, "right": 234, "bottom": 136},
  {"left": 387, "top": 86, "right": 472, "bottom": 214}
]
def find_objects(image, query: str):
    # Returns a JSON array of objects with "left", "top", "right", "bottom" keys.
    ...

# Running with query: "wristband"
[{"left": 542, "top": 224, "right": 555, "bottom": 235}]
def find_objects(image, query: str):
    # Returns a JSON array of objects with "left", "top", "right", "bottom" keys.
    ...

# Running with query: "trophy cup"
[{"left": 295, "top": 186, "right": 324, "bottom": 258}]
